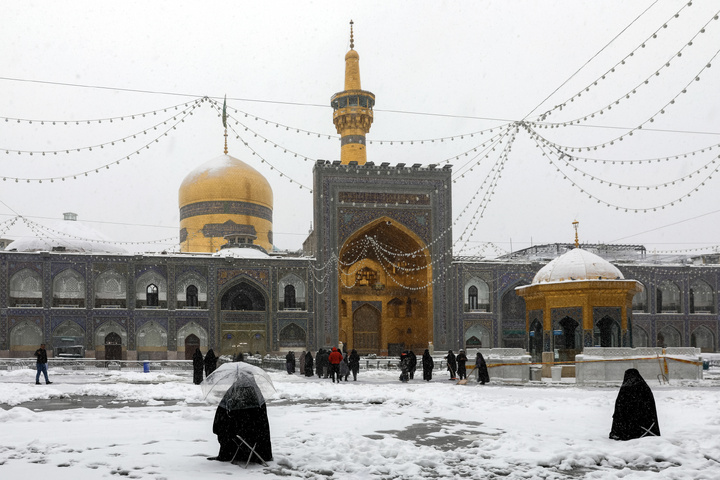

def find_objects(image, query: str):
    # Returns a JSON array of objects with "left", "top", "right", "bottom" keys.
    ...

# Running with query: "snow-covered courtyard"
[{"left": 2, "top": 364, "right": 720, "bottom": 479}]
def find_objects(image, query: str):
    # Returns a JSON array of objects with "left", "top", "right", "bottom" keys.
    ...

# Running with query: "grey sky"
[{"left": 1, "top": 1, "right": 718, "bottom": 256}]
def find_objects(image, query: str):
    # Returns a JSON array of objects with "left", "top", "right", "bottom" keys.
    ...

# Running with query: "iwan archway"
[{"left": 338, "top": 217, "right": 432, "bottom": 355}]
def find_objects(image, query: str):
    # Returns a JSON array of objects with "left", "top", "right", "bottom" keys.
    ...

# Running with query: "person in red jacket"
[{"left": 328, "top": 347, "right": 343, "bottom": 383}]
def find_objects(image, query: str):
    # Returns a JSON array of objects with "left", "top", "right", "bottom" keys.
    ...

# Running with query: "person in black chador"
[
  {"left": 609, "top": 368, "right": 661, "bottom": 441},
  {"left": 204, "top": 349, "right": 218, "bottom": 377},
  {"left": 315, "top": 349, "right": 324, "bottom": 378},
  {"left": 445, "top": 350, "right": 457, "bottom": 380},
  {"left": 475, "top": 351, "right": 490, "bottom": 385},
  {"left": 209, "top": 379, "right": 273, "bottom": 464},
  {"left": 407, "top": 351, "right": 417, "bottom": 380},
  {"left": 285, "top": 351, "right": 295, "bottom": 374},
  {"left": 456, "top": 350, "right": 468, "bottom": 380},
  {"left": 192, "top": 348, "right": 204, "bottom": 385},
  {"left": 348, "top": 349, "right": 360, "bottom": 381},
  {"left": 304, "top": 350, "right": 314, "bottom": 377},
  {"left": 422, "top": 349, "right": 434, "bottom": 381},
  {"left": 399, "top": 351, "right": 410, "bottom": 382}
]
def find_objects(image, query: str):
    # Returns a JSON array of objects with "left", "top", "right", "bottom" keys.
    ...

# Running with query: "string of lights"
[
  {"left": 536, "top": 136, "right": 720, "bottom": 190},
  {"left": 451, "top": 127, "right": 514, "bottom": 179},
  {"left": 209, "top": 99, "right": 313, "bottom": 192},
  {"left": 2, "top": 99, "right": 204, "bottom": 156},
  {"left": 535, "top": 2, "right": 710, "bottom": 122},
  {"left": 529, "top": 128, "right": 720, "bottom": 212},
  {"left": 537, "top": 8, "right": 720, "bottom": 128},
  {"left": 21, "top": 217, "right": 179, "bottom": 246},
  {"left": 369, "top": 123, "right": 512, "bottom": 146},
  {"left": 1, "top": 98, "right": 201, "bottom": 127},
  {"left": 529, "top": 44, "right": 720, "bottom": 152},
  {"left": 0, "top": 101, "right": 201, "bottom": 183}
]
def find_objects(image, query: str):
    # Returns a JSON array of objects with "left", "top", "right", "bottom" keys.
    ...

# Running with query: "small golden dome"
[
  {"left": 179, "top": 154, "right": 273, "bottom": 209},
  {"left": 345, "top": 49, "right": 359, "bottom": 61}
]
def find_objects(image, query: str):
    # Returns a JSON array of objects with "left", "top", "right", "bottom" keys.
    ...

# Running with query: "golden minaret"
[{"left": 331, "top": 20, "right": 375, "bottom": 165}]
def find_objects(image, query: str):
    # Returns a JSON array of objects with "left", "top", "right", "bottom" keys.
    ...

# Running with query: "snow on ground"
[{"left": 2, "top": 365, "right": 720, "bottom": 479}]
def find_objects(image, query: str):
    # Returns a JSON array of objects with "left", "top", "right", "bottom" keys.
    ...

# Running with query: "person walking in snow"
[
  {"left": 348, "top": 349, "right": 360, "bottom": 381},
  {"left": 422, "top": 349, "right": 434, "bottom": 381},
  {"left": 609, "top": 368, "right": 661, "bottom": 441},
  {"left": 204, "top": 349, "right": 218, "bottom": 377},
  {"left": 445, "top": 350, "right": 457, "bottom": 380},
  {"left": 34, "top": 343, "right": 52, "bottom": 385},
  {"left": 192, "top": 348, "right": 204, "bottom": 385},
  {"left": 285, "top": 351, "right": 296, "bottom": 374},
  {"left": 399, "top": 351, "right": 410, "bottom": 382},
  {"left": 475, "top": 351, "right": 490, "bottom": 385},
  {"left": 408, "top": 350, "right": 417, "bottom": 380},
  {"left": 456, "top": 349, "right": 468, "bottom": 380},
  {"left": 340, "top": 353, "right": 350, "bottom": 381},
  {"left": 304, "top": 350, "right": 314, "bottom": 377},
  {"left": 328, "top": 347, "right": 343, "bottom": 383},
  {"left": 315, "top": 349, "right": 324, "bottom": 378},
  {"left": 298, "top": 351, "right": 306, "bottom": 374}
]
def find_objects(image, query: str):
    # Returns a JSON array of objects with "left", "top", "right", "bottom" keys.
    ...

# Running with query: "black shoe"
[
  {"left": 35, "top": 382, "right": 40, "bottom": 385},
  {"left": 46, "top": 381, "right": 52, "bottom": 385}
]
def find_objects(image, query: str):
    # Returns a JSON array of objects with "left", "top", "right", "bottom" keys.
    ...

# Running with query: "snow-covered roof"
[
  {"left": 4, "top": 219, "right": 127, "bottom": 254},
  {"left": 531, "top": 247, "right": 624, "bottom": 284},
  {"left": 213, "top": 246, "right": 270, "bottom": 259}
]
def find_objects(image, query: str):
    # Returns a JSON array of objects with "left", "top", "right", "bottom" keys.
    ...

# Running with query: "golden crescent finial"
[
  {"left": 350, "top": 20, "right": 354, "bottom": 49},
  {"left": 572, "top": 220, "right": 579, "bottom": 248}
]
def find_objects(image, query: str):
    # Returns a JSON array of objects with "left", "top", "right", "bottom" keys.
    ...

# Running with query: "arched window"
[
  {"left": 632, "top": 286, "right": 647, "bottom": 313},
  {"left": 284, "top": 285, "right": 296, "bottom": 309},
  {"left": 690, "top": 280, "right": 714, "bottom": 314},
  {"left": 52, "top": 269, "right": 86, "bottom": 308},
  {"left": 657, "top": 325, "right": 681, "bottom": 347},
  {"left": 94, "top": 270, "right": 127, "bottom": 308},
  {"left": 146, "top": 284, "right": 159, "bottom": 307},
  {"left": 468, "top": 286, "right": 478, "bottom": 310},
  {"left": 186, "top": 285, "right": 198, "bottom": 307},
  {"left": 595, "top": 316, "right": 621, "bottom": 347},
  {"left": 657, "top": 281, "right": 681, "bottom": 314},
  {"left": 632, "top": 327, "right": 649, "bottom": 347},
  {"left": 9, "top": 268, "right": 43, "bottom": 307},
  {"left": 221, "top": 282, "right": 266, "bottom": 311},
  {"left": 691, "top": 326, "right": 714, "bottom": 352},
  {"left": 388, "top": 298, "right": 402, "bottom": 318}
]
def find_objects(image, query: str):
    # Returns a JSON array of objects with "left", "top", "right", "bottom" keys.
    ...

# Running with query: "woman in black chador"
[
  {"left": 445, "top": 350, "right": 457, "bottom": 380},
  {"left": 456, "top": 350, "right": 468, "bottom": 380},
  {"left": 304, "top": 350, "right": 314, "bottom": 377},
  {"left": 475, "top": 351, "right": 490, "bottom": 385},
  {"left": 609, "top": 368, "right": 661, "bottom": 441},
  {"left": 209, "top": 380, "right": 273, "bottom": 464},
  {"left": 422, "top": 349, "right": 434, "bottom": 381},
  {"left": 348, "top": 349, "right": 360, "bottom": 381},
  {"left": 192, "top": 348, "right": 204, "bottom": 385},
  {"left": 204, "top": 349, "right": 218, "bottom": 377}
]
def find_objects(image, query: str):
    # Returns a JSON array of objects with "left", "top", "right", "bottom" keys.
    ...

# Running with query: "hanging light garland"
[
  {"left": 0, "top": 98, "right": 201, "bottom": 127},
  {"left": 2, "top": 98, "right": 204, "bottom": 157},
  {"left": 536, "top": 2, "right": 708, "bottom": 122},
  {"left": 529, "top": 130, "right": 720, "bottom": 212},
  {"left": 0, "top": 101, "right": 202, "bottom": 183},
  {"left": 19, "top": 217, "right": 179, "bottom": 246},
  {"left": 530, "top": 44, "right": 720, "bottom": 152}
]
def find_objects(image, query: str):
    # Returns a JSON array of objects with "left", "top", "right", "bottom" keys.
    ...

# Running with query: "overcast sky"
[{"left": 1, "top": 1, "right": 719, "bottom": 256}]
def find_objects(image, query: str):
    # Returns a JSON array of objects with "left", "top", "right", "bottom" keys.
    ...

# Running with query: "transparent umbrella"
[{"left": 201, "top": 362, "right": 276, "bottom": 403}]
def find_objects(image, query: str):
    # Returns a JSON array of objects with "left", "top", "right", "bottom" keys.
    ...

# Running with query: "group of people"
[
  {"left": 191, "top": 348, "right": 218, "bottom": 385},
  {"left": 436, "top": 349, "right": 490, "bottom": 384},
  {"left": 298, "top": 348, "right": 361, "bottom": 382}
]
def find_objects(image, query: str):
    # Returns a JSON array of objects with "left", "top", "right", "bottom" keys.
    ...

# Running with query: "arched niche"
[
  {"left": 690, "top": 326, "right": 714, "bottom": 352},
  {"left": 657, "top": 325, "right": 682, "bottom": 347},
  {"left": 176, "top": 271, "right": 207, "bottom": 309},
  {"left": 279, "top": 273, "right": 306, "bottom": 311},
  {"left": 94, "top": 269, "right": 127, "bottom": 308},
  {"left": 136, "top": 321, "right": 168, "bottom": 360},
  {"left": 95, "top": 320, "right": 127, "bottom": 360},
  {"left": 632, "top": 284, "right": 648, "bottom": 313},
  {"left": 52, "top": 320, "right": 86, "bottom": 357},
  {"left": 464, "top": 323, "right": 490, "bottom": 349},
  {"left": 553, "top": 316, "right": 581, "bottom": 362},
  {"left": 136, "top": 270, "right": 168, "bottom": 309},
  {"left": 177, "top": 322, "right": 208, "bottom": 359},
  {"left": 339, "top": 216, "right": 432, "bottom": 354},
  {"left": 9, "top": 268, "right": 42, "bottom": 307},
  {"left": 52, "top": 268, "right": 85, "bottom": 308},
  {"left": 279, "top": 323, "right": 306, "bottom": 348},
  {"left": 632, "top": 326, "right": 649, "bottom": 347},
  {"left": 353, "top": 303, "right": 381, "bottom": 354},
  {"left": 464, "top": 277, "right": 490, "bottom": 312},
  {"left": 9, "top": 320, "right": 43, "bottom": 357},
  {"left": 690, "top": 280, "right": 715, "bottom": 314},
  {"left": 500, "top": 283, "right": 527, "bottom": 348},
  {"left": 656, "top": 281, "right": 681, "bottom": 314},
  {"left": 220, "top": 280, "right": 266, "bottom": 311},
  {"left": 594, "top": 316, "right": 621, "bottom": 347}
]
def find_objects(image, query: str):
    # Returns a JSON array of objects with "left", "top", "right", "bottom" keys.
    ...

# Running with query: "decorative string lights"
[
  {"left": 1, "top": 101, "right": 202, "bottom": 183},
  {"left": 535, "top": 1, "right": 709, "bottom": 122}
]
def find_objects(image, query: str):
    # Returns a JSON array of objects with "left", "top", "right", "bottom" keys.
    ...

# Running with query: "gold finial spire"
[
  {"left": 572, "top": 220, "right": 579, "bottom": 248},
  {"left": 349, "top": 20, "right": 354, "bottom": 49}
]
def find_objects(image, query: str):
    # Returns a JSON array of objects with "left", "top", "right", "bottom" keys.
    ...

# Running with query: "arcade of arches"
[{"left": 338, "top": 218, "right": 432, "bottom": 355}]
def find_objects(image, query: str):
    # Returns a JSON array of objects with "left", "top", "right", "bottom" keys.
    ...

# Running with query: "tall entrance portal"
[{"left": 339, "top": 218, "right": 432, "bottom": 355}]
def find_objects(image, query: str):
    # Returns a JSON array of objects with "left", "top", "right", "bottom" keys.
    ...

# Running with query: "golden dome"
[{"left": 179, "top": 154, "right": 272, "bottom": 208}]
